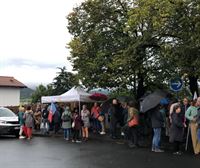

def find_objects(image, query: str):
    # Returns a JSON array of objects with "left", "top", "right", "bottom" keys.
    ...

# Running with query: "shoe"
[
  {"left": 19, "top": 136, "right": 26, "bottom": 139},
  {"left": 65, "top": 138, "right": 69, "bottom": 141},
  {"left": 27, "top": 137, "right": 31, "bottom": 140},
  {"left": 121, "top": 132, "right": 125, "bottom": 136},
  {"left": 151, "top": 148, "right": 155, "bottom": 152},
  {"left": 100, "top": 132, "right": 106, "bottom": 135},
  {"left": 173, "top": 151, "right": 182, "bottom": 155},
  {"left": 111, "top": 136, "right": 117, "bottom": 140},
  {"left": 72, "top": 140, "right": 75, "bottom": 143},
  {"left": 154, "top": 149, "right": 164, "bottom": 153},
  {"left": 128, "top": 142, "right": 136, "bottom": 148},
  {"left": 76, "top": 140, "right": 82, "bottom": 143}
]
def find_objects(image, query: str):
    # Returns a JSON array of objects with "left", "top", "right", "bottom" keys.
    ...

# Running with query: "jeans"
[
  {"left": 64, "top": 128, "right": 71, "bottom": 139},
  {"left": 92, "top": 118, "right": 101, "bottom": 132},
  {"left": 152, "top": 128, "right": 161, "bottom": 150}
]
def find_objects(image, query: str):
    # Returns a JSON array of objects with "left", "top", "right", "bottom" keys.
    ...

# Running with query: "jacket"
[
  {"left": 61, "top": 110, "right": 72, "bottom": 129},
  {"left": 151, "top": 108, "right": 164, "bottom": 128},
  {"left": 170, "top": 112, "right": 184, "bottom": 142},
  {"left": 24, "top": 110, "right": 34, "bottom": 128}
]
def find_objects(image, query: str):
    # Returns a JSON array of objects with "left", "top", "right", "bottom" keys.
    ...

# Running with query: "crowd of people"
[{"left": 16, "top": 96, "right": 200, "bottom": 156}]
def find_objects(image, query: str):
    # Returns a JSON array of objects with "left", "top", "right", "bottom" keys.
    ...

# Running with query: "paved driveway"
[{"left": 0, "top": 136, "right": 199, "bottom": 168}]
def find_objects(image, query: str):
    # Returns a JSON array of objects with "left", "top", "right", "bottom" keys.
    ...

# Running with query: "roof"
[{"left": 0, "top": 76, "right": 27, "bottom": 88}]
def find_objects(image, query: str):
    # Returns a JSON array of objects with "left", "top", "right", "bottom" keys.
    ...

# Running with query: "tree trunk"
[
  {"left": 137, "top": 72, "right": 145, "bottom": 99},
  {"left": 188, "top": 75, "right": 199, "bottom": 97}
]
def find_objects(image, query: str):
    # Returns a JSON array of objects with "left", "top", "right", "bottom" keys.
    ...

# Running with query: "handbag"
[
  {"left": 40, "top": 122, "right": 44, "bottom": 129},
  {"left": 72, "top": 122, "right": 75, "bottom": 128},
  {"left": 128, "top": 116, "right": 138, "bottom": 127},
  {"left": 98, "top": 115, "right": 104, "bottom": 122}
]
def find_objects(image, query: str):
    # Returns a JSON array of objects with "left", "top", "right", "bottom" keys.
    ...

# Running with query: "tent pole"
[{"left": 79, "top": 101, "right": 81, "bottom": 115}]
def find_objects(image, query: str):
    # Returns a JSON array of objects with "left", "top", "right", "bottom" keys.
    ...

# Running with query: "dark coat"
[
  {"left": 53, "top": 111, "right": 60, "bottom": 124},
  {"left": 110, "top": 104, "right": 123, "bottom": 123},
  {"left": 73, "top": 115, "right": 82, "bottom": 130},
  {"left": 170, "top": 112, "right": 184, "bottom": 142},
  {"left": 180, "top": 104, "right": 190, "bottom": 121},
  {"left": 151, "top": 108, "right": 164, "bottom": 128}
]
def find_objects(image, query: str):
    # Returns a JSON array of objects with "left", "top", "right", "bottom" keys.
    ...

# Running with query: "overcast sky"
[{"left": 0, "top": 0, "right": 83, "bottom": 88}]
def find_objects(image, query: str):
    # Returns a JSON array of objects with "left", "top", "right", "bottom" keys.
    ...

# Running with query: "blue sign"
[{"left": 170, "top": 78, "right": 183, "bottom": 92}]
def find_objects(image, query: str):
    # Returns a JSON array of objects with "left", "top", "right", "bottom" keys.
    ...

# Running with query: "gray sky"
[{"left": 0, "top": 0, "right": 83, "bottom": 88}]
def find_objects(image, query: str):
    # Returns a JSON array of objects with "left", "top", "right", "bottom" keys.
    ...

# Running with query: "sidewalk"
[{"left": 32, "top": 129, "right": 125, "bottom": 143}]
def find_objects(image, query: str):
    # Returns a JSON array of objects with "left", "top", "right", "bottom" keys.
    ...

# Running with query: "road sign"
[{"left": 170, "top": 77, "right": 183, "bottom": 92}]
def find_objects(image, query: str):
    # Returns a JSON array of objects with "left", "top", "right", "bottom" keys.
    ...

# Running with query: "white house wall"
[{"left": 0, "top": 87, "right": 20, "bottom": 106}]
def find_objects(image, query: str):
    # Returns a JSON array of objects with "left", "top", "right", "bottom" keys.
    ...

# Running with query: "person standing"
[
  {"left": 72, "top": 111, "right": 82, "bottom": 143},
  {"left": 99, "top": 104, "right": 106, "bottom": 135},
  {"left": 151, "top": 105, "right": 165, "bottom": 152},
  {"left": 185, "top": 99, "right": 200, "bottom": 155},
  {"left": 24, "top": 105, "right": 34, "bottom": 140},
  {"left": 61, "top": 106, "right": 72, "bottom": 141},
  {"left": 170, "top": 105, "right": 185, "bottom": 155},
  {"left": 91, "top": 102, "right": 101, "bottom": 133},
  {"left": 110, "top": 99, "right": 122, "bottom": 139},
  {"left": 34, "top": 105, "right": 42, "bottom": 131},
  {"left": 18, "top": 106, "right": 26, "bottom": 139},
  {"left": 181, "top": 98, "right": 190, "bottom": 133},
  {"left": 41, "top": 105, "right": 49, "bottom": 135},
  {"left": 53, "top": 109, "right": 61, "bottom": 134},
  {"left": 127, "top": 101, "right": 139, "bottom": 148},
  {"left": 81, "top": 105, "right": 90, "bottom": 141}
]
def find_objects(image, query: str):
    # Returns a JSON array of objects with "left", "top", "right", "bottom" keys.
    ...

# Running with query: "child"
[
  {"left": 72, "top": 110, "right": 82, "bottom": 143},
  {"left": 170, "top": 105, "right": 185, "bottom": 155}
]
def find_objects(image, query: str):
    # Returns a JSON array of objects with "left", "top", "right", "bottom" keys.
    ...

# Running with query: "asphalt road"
[{"left": 0, "top": 135, "right": 200, "bottom": 168}]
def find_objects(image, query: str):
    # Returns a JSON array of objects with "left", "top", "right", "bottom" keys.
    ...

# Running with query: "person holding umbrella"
[{"left": 151, "top": 103, "right": 165, "bottom": 152}]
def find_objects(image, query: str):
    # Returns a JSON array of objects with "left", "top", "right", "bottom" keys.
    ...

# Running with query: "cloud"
[{"left": 4, "top": 58, "right": 65, "bottom": 69}]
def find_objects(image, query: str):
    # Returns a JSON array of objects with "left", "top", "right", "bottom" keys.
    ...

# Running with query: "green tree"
[
  {"left": 31, "top": 84, "right": 49, "bottom": 103},
  {"left": 51, "top": 66, "right": 79, "bottom": 95},
  {"left": 160, "top": 0, "right": 200, "bottom": 96},
  {"left": 67, "top": 0, "right": 200, "bottom": 98}
]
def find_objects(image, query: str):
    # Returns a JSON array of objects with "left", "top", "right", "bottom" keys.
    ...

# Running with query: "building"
[{"left": 0, "top": 76, "right": 27, "bottom": 106}]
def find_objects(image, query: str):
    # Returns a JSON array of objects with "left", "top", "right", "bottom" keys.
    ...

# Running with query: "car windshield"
[{"left": 0, "top": 108, "right": 16, "bottom": 117}]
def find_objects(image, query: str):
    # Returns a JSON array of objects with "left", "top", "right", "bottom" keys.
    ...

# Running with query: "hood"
[{"left": 0, "top": 116, "right": 18, "bottom": 122}]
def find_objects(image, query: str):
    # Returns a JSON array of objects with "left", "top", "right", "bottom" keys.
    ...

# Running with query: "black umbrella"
[{"left": 140, "top": 90, "right": 168, "bottom": 113}]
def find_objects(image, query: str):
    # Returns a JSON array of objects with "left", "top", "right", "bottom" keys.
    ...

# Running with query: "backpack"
[
  {"left": 42, "top": 109, "right": 49, "bottom": 119},
  {"left": 62, "top": 113, "right": 71, "bottom": 122}
]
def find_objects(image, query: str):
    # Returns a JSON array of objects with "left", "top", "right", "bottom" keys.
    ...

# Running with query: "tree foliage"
[
  {"left": 67, "top": 0, "right": 200, "bottom": 98},
  {"left": 31, "top": 67, "right": 79, "bottom": 103},
  {"left": 51, "top": 66, "right": 79, "bottom": 95}
]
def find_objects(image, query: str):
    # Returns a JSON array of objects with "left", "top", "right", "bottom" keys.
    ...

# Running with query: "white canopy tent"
[{"left": 41, "top": 86, "right": 93, "bottom": 103}]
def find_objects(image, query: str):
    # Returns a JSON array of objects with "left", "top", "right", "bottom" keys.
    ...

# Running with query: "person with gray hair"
[{"left": 185, "top": 98, "right": 200, "bottom": 154}]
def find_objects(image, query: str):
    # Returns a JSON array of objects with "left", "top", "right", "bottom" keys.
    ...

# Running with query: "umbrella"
[
  {"left": 89, "top": 88, "right": 110, "bottom": 95},
  {"left": 140, "top": 90, "right": 168, "bottom": 113},
  {"left": 89, "top": 93, "right": 108, "bottom": 101}
]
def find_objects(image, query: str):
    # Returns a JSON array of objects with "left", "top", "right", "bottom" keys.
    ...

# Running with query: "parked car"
[{"left": 0, "top": 107, "right": 20, "bottom": 137}]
